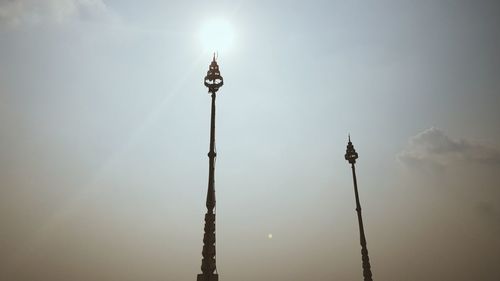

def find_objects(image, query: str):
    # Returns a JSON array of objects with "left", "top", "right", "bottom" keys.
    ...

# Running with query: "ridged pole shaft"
[
  {"left": 200, "top": 92, "right": 217, "bottom": 280},
  {"left": 350, "top": 163, "right": 373, "bottom": 281}
]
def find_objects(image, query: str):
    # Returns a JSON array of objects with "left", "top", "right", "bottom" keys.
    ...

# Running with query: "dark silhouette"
[
  {"left": 345, "top": 136, "right": 374, "bottom": 281},
  {"left": 198, "top": 54, "right": 224, "bottom": 281}
]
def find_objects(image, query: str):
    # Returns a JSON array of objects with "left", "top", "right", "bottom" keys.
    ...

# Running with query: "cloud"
[
  {"left": 0, "top": 0, "right": 109, "bottom": 26},
  {"left": 398, "top": 127, "right": 500, "bottom": 171}
]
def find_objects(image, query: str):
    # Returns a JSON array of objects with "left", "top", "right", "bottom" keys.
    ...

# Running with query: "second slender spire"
[{"left": 345, "top": 136, "right": 373, "bottom": 281}]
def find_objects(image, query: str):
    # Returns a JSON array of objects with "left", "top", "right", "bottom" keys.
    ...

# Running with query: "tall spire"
[
  {"left": 345, "top": 136, "right": 373, "bottom": 281},
  {"left": 198, "top": 56, "right": 224, "bottom": 281}
]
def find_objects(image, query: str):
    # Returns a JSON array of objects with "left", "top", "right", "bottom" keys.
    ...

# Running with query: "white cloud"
[
  {"left": 398, "top": 127, "right": 500, "bottom": 171},
  {"left": 0, "top": 0, "right": 109, "bottom": 26}
]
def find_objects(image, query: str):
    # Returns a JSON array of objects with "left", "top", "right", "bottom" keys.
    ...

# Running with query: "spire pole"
[
  {"left": 198, "top": 55, "right": 224, "bottom": 281},
  {"left": 345, "top": 136, "right": 373, "bottom": 281}
]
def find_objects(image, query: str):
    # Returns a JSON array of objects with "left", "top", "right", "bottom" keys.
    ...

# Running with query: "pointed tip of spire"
[
  {"left": 212, "top": 52, "right": 219, "bottom": 62},
  {"left": 348, "top": 133, "right": 351, "bottom": 143}
]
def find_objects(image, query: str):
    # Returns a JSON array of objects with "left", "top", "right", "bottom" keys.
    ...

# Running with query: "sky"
[{"left": 0, "top": 0, "right": 499, "bottom": 280}]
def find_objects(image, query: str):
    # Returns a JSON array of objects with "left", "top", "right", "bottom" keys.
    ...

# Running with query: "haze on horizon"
[{"left": 0, "top": 1, "right": 499, "bottom": 281}]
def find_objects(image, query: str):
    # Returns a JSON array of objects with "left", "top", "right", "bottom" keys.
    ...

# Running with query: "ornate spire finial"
[
  {"left": 204, "top": 55, "right": 224, "bottom": 94},
  {"left": 344, "top": 135, "right": 373, "bottom": 281},
  {"left": 198, "top": 56, "right": 222, "bottom": 281},
  {"left": 345, "top": 135, "right": 358, "bottom": 164}
]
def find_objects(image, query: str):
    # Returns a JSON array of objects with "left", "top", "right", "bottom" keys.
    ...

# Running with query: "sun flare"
[{"left": 200, "top": 19, "right": 235, "bottom": 53}]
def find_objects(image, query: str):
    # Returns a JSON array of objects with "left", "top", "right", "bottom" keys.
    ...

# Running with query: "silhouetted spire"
[
  {"left": 345, "top": 136, "right": 373, "bottom": 281},
  {"left": 198, "top": 56, "right": 224, "bottom": 281}
]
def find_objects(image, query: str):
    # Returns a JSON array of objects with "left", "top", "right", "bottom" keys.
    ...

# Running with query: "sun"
[{"left": 199, "top": 19, "right": 235, "bottom": 53}]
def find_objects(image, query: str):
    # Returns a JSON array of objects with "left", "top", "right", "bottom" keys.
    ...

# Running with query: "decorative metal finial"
[
  {"left": 198, "top": 55, "right": 223, "bottom": 281},
  {"left": 204, "top": 54, "right": 224, "bottom": 94},
  {"left": 344, "top": 135, "right": 373, "bottom": 281},
  {"left": 345, "top": 135, "right": 359, "bottom": 164}
]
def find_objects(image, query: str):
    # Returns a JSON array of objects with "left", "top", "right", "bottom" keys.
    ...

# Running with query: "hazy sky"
[{"left": 1, "top": 1, "right": 499, "bottom": 281}]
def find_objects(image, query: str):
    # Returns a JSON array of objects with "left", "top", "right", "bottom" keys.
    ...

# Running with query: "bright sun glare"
[{"left": 200, "top": 19, "right": 235, "bottom": 53}]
